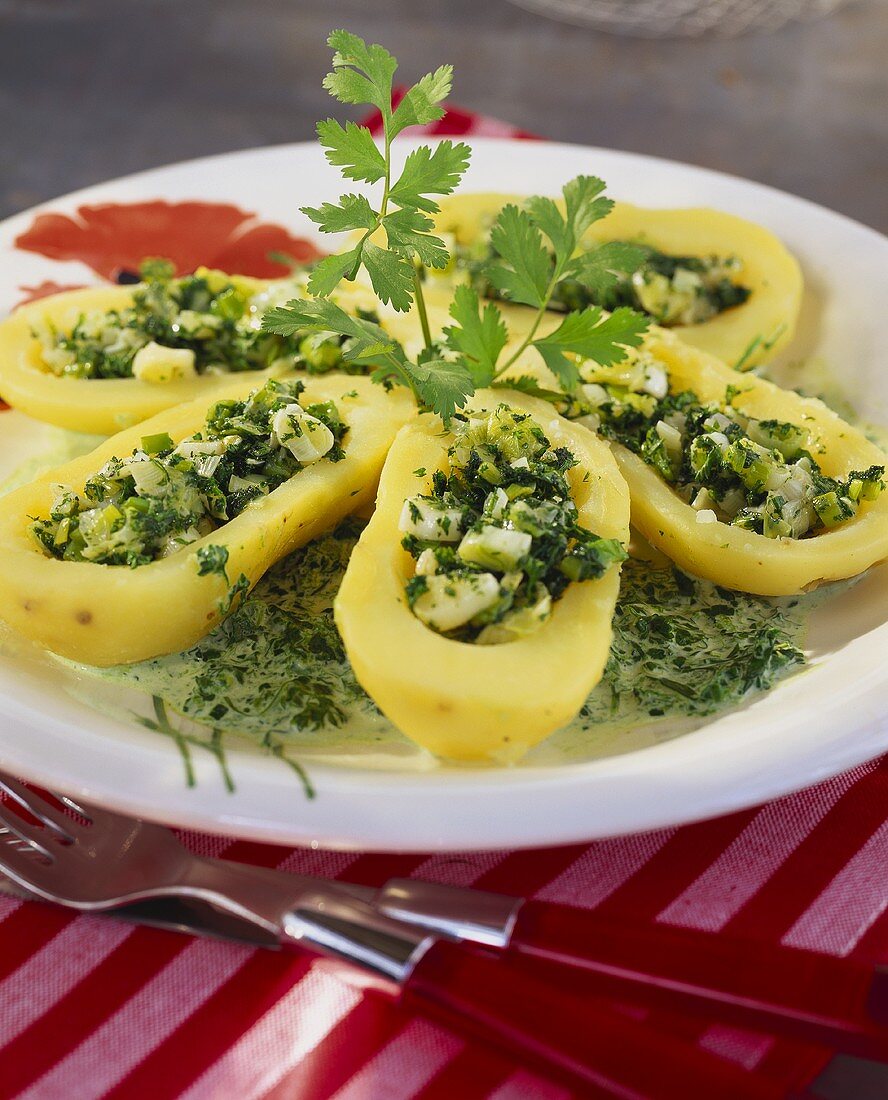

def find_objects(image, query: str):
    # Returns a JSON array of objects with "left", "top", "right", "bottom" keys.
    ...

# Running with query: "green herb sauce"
[{"left": 83, "top": 518, "right": 814, "bottom": 767}]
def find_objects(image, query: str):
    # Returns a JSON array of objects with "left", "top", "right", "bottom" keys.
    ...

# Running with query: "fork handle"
[{"left": 505, "top": 900, "right": 888, "bottom": 1061}]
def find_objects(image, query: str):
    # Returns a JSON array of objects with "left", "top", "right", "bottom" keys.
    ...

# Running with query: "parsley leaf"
[
  {"left": 301, "top": 194, "right": 378, "bottom": 234},
  {"left": 305, "top": 247, "right": 362, "bottom": 298},
  {"left": 263, "top": 297, "right": 398, "bottom": 366},
  {"left": 408, "top": 356, "right": 475, "bottom": 422},
  {"left": 562, "top": 175, "right": 612, "bottom": 240},
  {"left": 390, "top": 65, "right": 453, "bottom": 136},
  {"left": 388, "top": 141, "right": 472, "bottom": 213},
  {"left": 361, "top": 240, "right": 415, "bottom": 311},
  {"left": 383, "top": 207, "right": 449, "bottom": 269},
  {"left": 323, "top": 29, "right": 397, "bottom": 111},
  {"left": 314, "top": 119, "right": 387, "bottom": 184},
  {"left": 533, "top": 306, "right": 649, "bottom": 390},
  {"left": 494, "top": 374, "right": 569, "bottom": 404},
  {"left": 444, "top": 284, "right": 508, "bottom": 386},
  {"left": 486, "top": 205, "right": 552, "bottom": 309},
  {"left": 564, "top": 241, "right": 648, "bottom": 296}
]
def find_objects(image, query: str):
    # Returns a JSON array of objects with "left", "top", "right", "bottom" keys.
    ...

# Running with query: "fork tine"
[
  {"left": 0, "top": 825, "right": 72, "bottom": 903},
  {"left": 0, "top": 773, "right": 78, "bottom": 842},
  {"left": 0, "top": 815, "right": 55, "bottom": 864},
  {"left": 57, "top": 794, "right": 93, "bottom": 823}
]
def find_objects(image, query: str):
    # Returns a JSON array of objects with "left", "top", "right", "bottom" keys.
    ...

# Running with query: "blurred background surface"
[{"left": 0, "top": 0, "right": 885, "bottom": 231}]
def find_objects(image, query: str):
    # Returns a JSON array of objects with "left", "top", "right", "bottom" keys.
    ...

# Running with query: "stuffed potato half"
[
  {"left": 0, "top": 375, "right": 414, "bottom": 666},
  {"left": 431, "top": 192, "right": 802, "bottom": 370},
  {"left": 617, "top": 329, "right": 888, "bottom": 595},
  {"left": 334, "top": 391, "right": 631, "bottom": 763}
]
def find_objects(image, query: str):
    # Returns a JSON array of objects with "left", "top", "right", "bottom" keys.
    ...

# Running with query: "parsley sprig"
[
  {"left": 263, "top": 29, "right": 650, "bottom": 422},
  {"left": 445, "top": 180, "right": 649, "bottom": 392},
  {"left": 301, "top": 30, "right": 470, "bottom": 322}
]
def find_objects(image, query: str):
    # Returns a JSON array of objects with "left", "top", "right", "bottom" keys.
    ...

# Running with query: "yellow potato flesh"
[
  {"left": 334, "top": 391, "right": 630, "bottom": 763},
  {"left": 432, "top": 192, "right": 803, "bottom": 369},
  {"left": 618, "top": 328, "right": 888, "bottom": 595},
  {"left": 0, "top": 376, "right": 414, "bottom": 665},
  {"left": 0, "top": 278, "right": 416, "bottom": 434}
]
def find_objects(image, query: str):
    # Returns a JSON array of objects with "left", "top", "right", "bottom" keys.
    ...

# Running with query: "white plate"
[{"left": 1, "top": 138, "right": 887, "bottom": 851}]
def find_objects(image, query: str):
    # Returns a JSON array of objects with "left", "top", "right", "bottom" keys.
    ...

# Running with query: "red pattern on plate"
[
  {"left": 14, "top": 200, "right": 321, "bottom": 282},
  {"left": 13, "top": 281, "right": 85, "bottom": 310},
  {"left": 0, "top": 102, "right": 884, "bottom": 1100}
]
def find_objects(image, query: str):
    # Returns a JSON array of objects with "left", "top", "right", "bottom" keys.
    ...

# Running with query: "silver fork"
[{"left": 0, "top": 771, "right": 374, "bottom": 933}]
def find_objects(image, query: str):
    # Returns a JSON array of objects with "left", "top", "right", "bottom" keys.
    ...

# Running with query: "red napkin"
[{"left": 1, "top": 100, "right": 886, "bottom": 1099}]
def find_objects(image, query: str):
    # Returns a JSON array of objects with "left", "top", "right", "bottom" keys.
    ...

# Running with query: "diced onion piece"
[
  {"left": 415, "top": 548, "right": 439, "bottom": 576},
  {"left": 458, "top": 525, "right": 532, "bottom": 571},
  {"left": 581, "top": 382, "right": 609, "bottom": 407},
  {"left": 175, "top": 439, "right": 226, "bottom": 460},
  {"left": 399, "top": 497, "right": 465, "bottom": 542},
  {"left": 695, "top": 509, "right": 719, "bottom": 524},
  {"left": 132, "top": 342, "right": 197, "bottom": 384},
  {"left": 476, "top": 587, "right": 552, "bottom": 646},
  {"left": 125, "top": 457, "right": 169, "bottom": 497},
  {"left": 228, "top": 473, "right": 266, "bottom": 493},
  {"left": 412, "top": 573, "right": 501, "bottom": 632},
  {"left": 485, "top": 487, "right": 509, "bottom": 520},
  {"left": 655, "top": 419, "right": 683, "bottom": 464},
  {"left": 642, "top": 363, "right": 669, "bottom": 400},
  {"left": 703, "top": 412, "right": 733, "bottom": 432},
  {"left": 271, "top": 404, "right": 335, "bottom": 465},
  {"left": 691, "top": 487, "right": 716, "bottom": 512}
]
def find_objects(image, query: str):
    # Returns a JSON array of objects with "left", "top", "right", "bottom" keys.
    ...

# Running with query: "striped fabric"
[{"left": 1, "top": 102, "right": 887, "bottom": 1099}]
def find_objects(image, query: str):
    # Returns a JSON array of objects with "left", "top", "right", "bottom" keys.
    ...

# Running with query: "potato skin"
[
  {"left": 617, "top": 328, "right": 888, "bottom": 595},
  {"left": 334, "top": 391, "right": 630, "bottom": 763},
  {"left": 433, "top": 192, "right": 803, "bottom": 369},
  {"left": 0, "top": 376, "right": 414, "bottom": 665}
]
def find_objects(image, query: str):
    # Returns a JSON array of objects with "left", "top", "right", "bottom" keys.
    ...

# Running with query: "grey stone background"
[
  {"left": 1, "top": 0, "right": 887, "bottom": 1095},
  {"left": 0, "top": 0, "right": 886, "bottom": 231}
]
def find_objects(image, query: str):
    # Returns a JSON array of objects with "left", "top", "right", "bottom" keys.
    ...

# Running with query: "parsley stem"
[
  {"left": 496, "top": 270, "right": 562, "bottom": 377},
  {"left": 379, "top": 125, "right": 392, "bottom": 219},
  {"left": 412, "top": 268, "right": 433, "bottom": 350}
]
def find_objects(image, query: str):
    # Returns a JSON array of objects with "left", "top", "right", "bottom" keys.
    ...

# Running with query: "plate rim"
[{"left": 1, "top": 136, "right": 887, "bottom": 851}]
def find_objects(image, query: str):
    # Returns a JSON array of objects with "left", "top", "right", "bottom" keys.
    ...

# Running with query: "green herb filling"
[
  {"left": 33, "top": 259, "right": 369, "bottom": 381},
  {"left": 400, "top": 404, "right": 626, "bottom": 643},
  {"left": 445, "top": 233, "right": 750, "bottom": 327},
  {"left": 31, "top": 379, "right": 347, "bottom": 567},
  {"left": 575, "top": 359, "right": 884, "bottom": 539}
]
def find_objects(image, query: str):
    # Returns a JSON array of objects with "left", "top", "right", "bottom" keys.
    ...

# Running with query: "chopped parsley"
[
  {"left": 399, "top": 404, "right": 626, "bottom": 643},
  {"left": 31, "top": 378, "right": 347, "bottom": 567},
  {"left": 107, "top": 520, "right": 383, "bottom": 737},
  {"left": 94, "top": 522, "right": 813, "bottom": 754},
  {"left": 585, "top": 558, "right": 806, "bottom": 721}
]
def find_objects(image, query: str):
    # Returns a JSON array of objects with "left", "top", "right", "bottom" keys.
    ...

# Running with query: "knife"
[{"left": 0, "top": 875, "right": 804, "bottom": 1099}]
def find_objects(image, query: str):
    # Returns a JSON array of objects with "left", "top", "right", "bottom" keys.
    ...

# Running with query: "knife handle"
[
  {"left": 403, "top": 939, "right": 793, "bottom": 1100},
  {"left": 284, "top": 892, "right": 791, "bottom": 1098},
  {"left": 506, "top": 900, "right": 888, "bottom": 1061}
]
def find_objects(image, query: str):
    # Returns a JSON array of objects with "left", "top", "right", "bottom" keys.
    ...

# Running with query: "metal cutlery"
[{"left": 0, "top": 769, "right": 807, "bottom": 1100}]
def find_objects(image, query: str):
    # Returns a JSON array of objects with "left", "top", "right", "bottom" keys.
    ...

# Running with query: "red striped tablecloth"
[{"left": 2, "top": 102, "right": 888, "bottom": 1100}]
